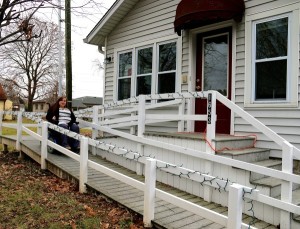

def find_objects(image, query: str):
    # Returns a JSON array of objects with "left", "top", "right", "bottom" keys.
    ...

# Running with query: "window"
[
  {"left": 254, "top": 16, "right": 288, "bottom": 101},
  {"left": 136, "top": 47, "right": 152, "bottom": 96},
  {"left": 116, "top": 40, "right": 177, "bottom": 101},
  {"left": 35, "top": 104, "right": 38, "bottom": 110},
  {"left": 118, "top": 51, "right": 132, "bottom": 100},
  {"left": 245, "top": 4, "right": 299, "bottom": 108},
  {"left": 157, "top": 42, "right": 176, "bottom": 94},
  {"left": 41, "top": 104, "right": 44, "bottom": 110}
]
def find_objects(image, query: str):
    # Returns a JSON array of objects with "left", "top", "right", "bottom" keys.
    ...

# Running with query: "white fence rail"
[{"left": 1, "top": 91, "right": 300, "bottom": 228}]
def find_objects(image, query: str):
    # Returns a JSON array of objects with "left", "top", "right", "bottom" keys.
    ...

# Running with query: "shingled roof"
[{"left": 0, "top": 84, "right": 7, "bottom": 101}]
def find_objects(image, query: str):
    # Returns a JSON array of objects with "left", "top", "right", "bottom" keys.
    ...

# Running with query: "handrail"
[{"left": 1, "top": 90, "right": 300, "bottom": 228}]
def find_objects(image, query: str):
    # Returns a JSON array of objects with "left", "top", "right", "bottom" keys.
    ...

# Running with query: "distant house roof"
[
  {"left": 0, "top": 84, "right": 7, "bottom": 101},
  {"left": 33, "top": 100, "right": 48, "bottom": 104},
  {"left": 72, "top": 96, "right": 103, "bottom": 109}
]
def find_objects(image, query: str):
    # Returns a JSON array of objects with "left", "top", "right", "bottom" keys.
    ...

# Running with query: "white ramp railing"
[{"left": 1, "top": 91, "right": 300, "bottom": 228}]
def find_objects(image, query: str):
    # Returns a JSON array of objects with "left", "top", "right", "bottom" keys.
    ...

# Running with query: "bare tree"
[
  {"left": 0, "top": 0, "right": 55, "bottom": 46},
  {"left": 0, "top": 0, "right": 107, "bottom": 46},
  {"left": 0, "top": 17, "right": 63, "bottom": 111}
]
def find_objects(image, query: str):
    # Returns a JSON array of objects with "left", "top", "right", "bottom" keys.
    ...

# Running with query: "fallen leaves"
[{"left": 0, "top": 151, "right": 146, "bottom": 228}]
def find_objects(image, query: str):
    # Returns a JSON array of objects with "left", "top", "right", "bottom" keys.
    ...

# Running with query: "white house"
[
  {"left": 84, "top": 1, "right": 300, "bottom": 227},
  {"left": 84, "top": 0, "right": 300, "bottom": 158}
]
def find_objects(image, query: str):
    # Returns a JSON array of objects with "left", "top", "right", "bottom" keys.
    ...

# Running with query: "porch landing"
[{"left": 0, "top": 135, "right": 277, "bottom": 229}]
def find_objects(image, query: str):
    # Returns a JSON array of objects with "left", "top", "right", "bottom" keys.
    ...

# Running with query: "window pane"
[
  {"left": 137, "top": 48, "right": 152, "bottom": 74},
  {"left": 203, "top": 35, "right": 228, "bottom": 96},
  {"left": 159, "top": 42, "right": 176, "bottom": 71},
  {"left": 158, "top": 73, "right": 175, "bottom": 94},
  {"left": 136, "top": 75, "right": 151, "bottom": 96},
  {"left": 256, "top": 17, "right": 288, "bottom": 59},
  {"left": 255, "top": 60, "right": 287, "bottom": 99},
  {"left": 118, "top": 78, "right": 131, "bottom": 100},
  {"left": 119, "top": 52, "right": 132, "bottom": 77}
]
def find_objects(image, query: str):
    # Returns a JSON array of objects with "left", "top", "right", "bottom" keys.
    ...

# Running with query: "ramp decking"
[{"left": 0, "top": 135, "right": 278, "bottom": 229}]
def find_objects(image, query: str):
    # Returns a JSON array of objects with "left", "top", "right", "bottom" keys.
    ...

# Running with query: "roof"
[
  {"left": 0, "top": 84, "right": 7, "bottom": 100},
  {"left": 32, "top": 100, "right": 48, "bottom": 104},
  {"left": 73, "top": 96, "right": 103, "bottom": 106},
  {"left": 84, "top": 0, "right": 140, "bottom": 47}
]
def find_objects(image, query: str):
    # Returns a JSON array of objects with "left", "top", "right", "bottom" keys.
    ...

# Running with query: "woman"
[{"left": 46, "top": 96, "right": 79, "bottom": 152}]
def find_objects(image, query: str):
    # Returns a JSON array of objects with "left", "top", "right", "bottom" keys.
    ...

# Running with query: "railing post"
[
  {"left": 178, "top": 98, "right": 185, "bottom": 132},
  {"left": 0, "top": 110, "right": 3, "bottom": 135},
  {"left": 41, "top": 122, "right": 49, "bottom": 170},
  {"left": 92, "top": 106, "right": 99, "bottom": 155},
  {"left": 227, "top": 183, "right": 244, "bottom": 229},
  {"left": 136, "top": 95, "right": 146, "bottom": 175},
  {"left": 144, "top": 158, "right": 156, "bottom": 228},
  {"left": 280, "top": 140, "right": 293, "bottom": 228},
  {"left": 16, "top": 111, "right": 23, "bottom": 151},
  {"left": 138, "top": 95, "right": 146, "bottom": 137},
  {"left": 204, "top": 91, "right": 216, "bottom": 202},
  {"left": 79, "top": 136, "right": 88, "bottom": 193}
]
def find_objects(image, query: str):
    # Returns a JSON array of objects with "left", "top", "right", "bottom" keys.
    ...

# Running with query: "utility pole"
[
  {"left": 65, "top": 0, "right": 72, "bottom": 108},
  {"left": 58, "top": 0, "right": 63, "bottom": 97}
]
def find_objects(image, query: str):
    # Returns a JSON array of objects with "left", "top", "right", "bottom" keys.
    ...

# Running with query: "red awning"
[{"left": 174, "top": 0, "right": 245, "bottom": 35}]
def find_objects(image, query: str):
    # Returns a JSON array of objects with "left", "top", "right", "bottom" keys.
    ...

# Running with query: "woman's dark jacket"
[{"left": 46, "top": 106, "right": 77, "bottom": 127}]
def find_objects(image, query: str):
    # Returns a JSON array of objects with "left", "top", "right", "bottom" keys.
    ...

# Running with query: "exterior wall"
[
  {"left": 234, "top": 0, "right": 300, "bottom": 157},
  {"left": 32, "top": 103, "right": 49, "bottom": 113},
  {"left": 103, "top": 0, "right": 300, "bottom": 157},
  {"left": 4, "top": 100, "right": 13, "bottom": 120},
  {"left": 104, "top": 0, "right": 181, "bottom": 103}
]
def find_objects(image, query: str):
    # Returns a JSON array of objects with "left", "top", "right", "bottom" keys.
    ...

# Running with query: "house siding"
[
  {"left": 104, "top": 0, "right": 180, "bottom": 103},
  {"left": 103, "top": 0, "right": 300, "bottom": 157},
  {"left": 234, "top": 0, "right": 300, "bottom": 157}
]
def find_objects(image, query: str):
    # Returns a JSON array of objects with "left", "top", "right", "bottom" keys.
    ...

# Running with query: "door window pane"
[{"left": 203, "top": 35, "right": 228, "bottom": 96}]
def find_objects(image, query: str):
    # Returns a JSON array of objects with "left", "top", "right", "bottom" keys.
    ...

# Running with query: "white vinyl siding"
[
  {"left": 104, "top": 0, "right": 181, "bottom": 103},
  {"left": 235, "top": 1, "right": 300, "bottom": 155}
]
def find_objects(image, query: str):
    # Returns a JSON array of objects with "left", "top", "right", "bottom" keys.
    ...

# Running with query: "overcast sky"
[{"left": 40, "top": 0, "right": 115, "bottom": 99}]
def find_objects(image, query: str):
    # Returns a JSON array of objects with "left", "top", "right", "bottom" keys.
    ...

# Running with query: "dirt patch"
[{"left": 0, "top": 150, "right": 146, "bottom": 229}]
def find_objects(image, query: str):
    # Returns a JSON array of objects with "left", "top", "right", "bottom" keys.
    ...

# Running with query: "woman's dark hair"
[{"left": 49, "top": 96, "right": 67, "bottom": 112}]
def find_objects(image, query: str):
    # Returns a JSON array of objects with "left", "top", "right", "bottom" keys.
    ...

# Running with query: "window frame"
[
  {"left": 114, "top": 37, "right": 180, "bottom": 102},
  {"left": 245, "top": 3, "right": 299, "bottom": 108}
]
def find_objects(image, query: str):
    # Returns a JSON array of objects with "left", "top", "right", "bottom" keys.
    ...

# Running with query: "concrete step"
[
  {"left": 252, "top": 177, "right": 300, "bottom": 198},
  {"left": 250, "top": 159, "right": 282, "bottom": 181},
  {"left": 216, "top": 147, "right": 270, "bottom": 163},
  {"left": 214, "top": 135, "right": 256, "bottom": 151}
]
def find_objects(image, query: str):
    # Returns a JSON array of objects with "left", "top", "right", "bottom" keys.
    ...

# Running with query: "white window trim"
[
  {"left": 113, "top": 35, "right": 181, "bottom": 102},
  {"left": 245, "top": 3, "right": 300, "bottom": 108}
]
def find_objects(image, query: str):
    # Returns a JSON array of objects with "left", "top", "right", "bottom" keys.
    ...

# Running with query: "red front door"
[{"left": 195, "top": 28, "right": 232, "bottom": 134}]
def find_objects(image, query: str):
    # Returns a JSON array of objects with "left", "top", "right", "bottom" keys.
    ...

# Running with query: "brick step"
[{"left": 216, "top": 147, "right": 270, "bottom": 163}]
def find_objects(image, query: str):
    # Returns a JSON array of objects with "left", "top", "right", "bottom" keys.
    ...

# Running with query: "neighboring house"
[
  {"left": 0, "top": 84, "right": 7, "bottom": 119},
  {"left": 32, "top": 100, "right": 49, "bottom": 113},
  {"left": 84, "top": 0, "right": 300, "bottom": 158},
  {"left": 72, "top": 96, "right": 103, "bottom": 111}
]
